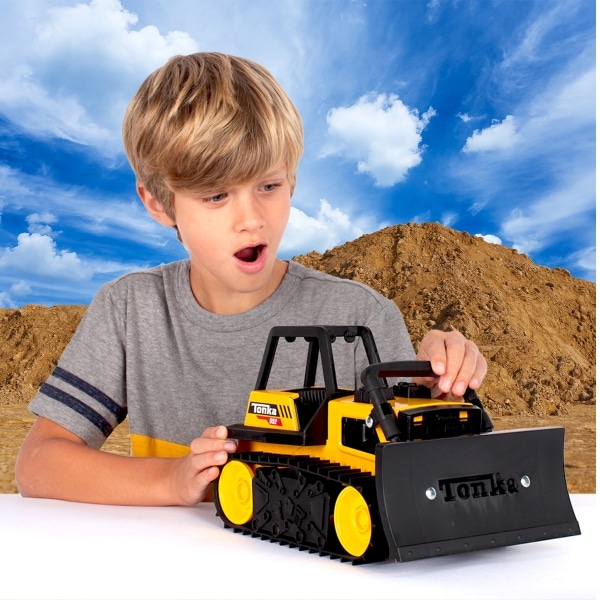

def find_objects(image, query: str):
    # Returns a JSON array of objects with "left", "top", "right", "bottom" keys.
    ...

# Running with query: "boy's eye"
[
  {"left": 203, "top": 193, "right": 227, "bottom": 203},
  {"left": 260, "top": 183, "right": 279, "bottom": 192}
]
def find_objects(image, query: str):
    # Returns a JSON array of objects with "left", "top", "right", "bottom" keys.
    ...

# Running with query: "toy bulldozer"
[{"left": 213, "top": 325, "right": 580, "bottom": 564}]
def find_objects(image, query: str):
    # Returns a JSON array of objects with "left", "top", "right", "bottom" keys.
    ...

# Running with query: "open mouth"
[{"left": 234, "top": 244, "right": 265, "bottom": 263}]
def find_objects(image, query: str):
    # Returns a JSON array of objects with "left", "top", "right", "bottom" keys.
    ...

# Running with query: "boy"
[{"left": 16, "top": 53, "right": 486, "bottom": 506}]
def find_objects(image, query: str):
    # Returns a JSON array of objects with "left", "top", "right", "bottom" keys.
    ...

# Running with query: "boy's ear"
[{"left": 137, "top": 184, "right": 176, "bottom": 227}]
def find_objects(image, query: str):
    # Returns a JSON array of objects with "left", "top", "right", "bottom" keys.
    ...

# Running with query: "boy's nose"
[{"left": 234, "top": 193, "right": 265, "bottom": 232}]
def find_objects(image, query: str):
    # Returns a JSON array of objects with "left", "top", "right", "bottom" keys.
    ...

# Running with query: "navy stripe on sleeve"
[
  {"left": 51, "top": 366, "right": 127, "bottom": 424},
  {"left": 39, "top": 383, "right": 113, "bottom": 437}
]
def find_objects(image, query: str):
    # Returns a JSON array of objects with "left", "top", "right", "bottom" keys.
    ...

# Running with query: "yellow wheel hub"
[
  {"left": 334, "top": 486, "right": 372, "bottom": 557},
  {"left": 218, "top": 460, "right": 254, "bottom": 525}
]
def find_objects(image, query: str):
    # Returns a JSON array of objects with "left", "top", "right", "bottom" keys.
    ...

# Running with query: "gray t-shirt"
[{"left": 29, "top": 260, "right": 414, "bottom": 450}]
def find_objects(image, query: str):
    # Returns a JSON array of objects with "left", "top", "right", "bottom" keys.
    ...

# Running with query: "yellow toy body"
[
  {"left": 240, "top": 390, "right": 475, "bottom": 475},
  {"left": 243, "top": 390, "right": 302, "bottom": 431}
]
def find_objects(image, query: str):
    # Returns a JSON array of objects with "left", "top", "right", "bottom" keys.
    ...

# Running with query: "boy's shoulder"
[
  {"left": 98, "top": 260, "right": 187, "bottom": 302},
  {"left": 106, "top": 259, "right": 183, "bottom": 283}
]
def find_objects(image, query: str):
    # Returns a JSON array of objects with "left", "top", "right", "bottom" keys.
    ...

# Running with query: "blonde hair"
[{"left": 122, "top": 53, "right": 304, "bottom": 218}]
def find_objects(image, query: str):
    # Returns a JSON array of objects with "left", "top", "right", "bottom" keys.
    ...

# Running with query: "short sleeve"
[{"left": 28, "top": 283, "right": 128, "bottom": 449}]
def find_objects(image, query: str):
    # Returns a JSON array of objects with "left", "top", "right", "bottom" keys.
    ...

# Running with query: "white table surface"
[{"left": 0, "top": 493, "right": 595, "bottom": 600}]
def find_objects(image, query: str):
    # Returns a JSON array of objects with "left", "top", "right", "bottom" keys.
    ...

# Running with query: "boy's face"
[{"left": 139, "top": 163, "right": 292, "bottom": 314}]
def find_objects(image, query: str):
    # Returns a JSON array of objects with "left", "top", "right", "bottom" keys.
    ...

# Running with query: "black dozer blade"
[{"left": 375, "top": 426, "right": 580, "bottom": 562}]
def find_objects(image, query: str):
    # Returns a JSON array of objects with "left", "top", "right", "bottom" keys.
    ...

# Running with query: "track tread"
[{"left": 214, "top": 451, "right": 388, "bottom": 564}]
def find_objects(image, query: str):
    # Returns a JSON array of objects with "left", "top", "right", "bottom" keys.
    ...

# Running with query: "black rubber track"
[{"left": 213, "top": 451, "right": 389, "bottom": 564}]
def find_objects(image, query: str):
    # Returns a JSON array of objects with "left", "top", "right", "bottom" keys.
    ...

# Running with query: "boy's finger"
[
  {"left": 443, "top": 341, "right": 484, "bottom": 396},
  {"left": 201, "top": 425, "right": 229, "bottom": 439},
  {"left": 189, "top": 435, "right": 236, "bottom": 455},
  {"left": 435, "top": 336, "right": 468, "bottom": 393},
  {"left": 467, "top": 354, "right": 488, "bottom": 390},
  {"left": 188, "top": 449, "right": 230, "bottom": 476}
]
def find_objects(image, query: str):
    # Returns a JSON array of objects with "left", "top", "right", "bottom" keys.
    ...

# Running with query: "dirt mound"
[
  {"left": 294, "top": 222, "right": 596, "bottom": 417},
  {"left": 0, "top": 305, "right": 87, "bottom": 406}
]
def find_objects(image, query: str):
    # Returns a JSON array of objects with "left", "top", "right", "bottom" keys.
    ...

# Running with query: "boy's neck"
[{"left": 188, "top": 259, "right": 289, "bottom": 315}]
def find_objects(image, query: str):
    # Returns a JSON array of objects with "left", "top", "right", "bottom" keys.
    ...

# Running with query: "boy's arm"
[{"left": 16, "top": 417, "right": 236, "bottom": 506}]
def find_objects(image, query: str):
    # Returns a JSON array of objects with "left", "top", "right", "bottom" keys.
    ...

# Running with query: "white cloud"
[
  {"left": 0, "top": 231, "right": 142, "bottom": 283},
  {"left": 457, "top": 112, "right": 487, "bottom": 125},
  {"left": 0, "top": 233, "right": 91, "bottom": 281},
  {"left": 0, "top": 292, "right": 17, "bottom": 309},
  {"left": 0, "top": 0, "right": 197, "bottom": 153},
  {"left": 0, "top": 165, "right": 35, "bottom": 201},
  {"left": 500, "top": 169, "right": 595, "bottom": 256},
  {"left": 526, "top": 67, "right": 595, "bottom": 141},
  {"left": 441, "top": 211, "right": 459, "bottom": 228},
  {"left": 426, "top": 0, "right": 443, "bottom": 23},
  {"left": 0, "top": 165, "right": 169, "bottom": 247},
  {"left": 0, "top": 69, "right": 114, "bottom": 148},
  {"left": 475, "top": 233, "right": 503, "bottom": 245},
  {"left": 10, "top": 280, "right": 32, "bottom": 295},
  {"left": 454, "top": 40, "right": 594, "bottom": 278},
  {"left": 26, "top": 212, "right": 57, "bottom": 226},
  {"left": 410, "top": 210, "right": 431, "bottom": 224},
  {"left": 568, "top": 246, "right": 595, "bottom": 281},
  {"left": 462, "top": 115, "right": 522, "bottom": 154},
  {"left": 322, "top": 94, "right": 436, "bottom": 187},
  {"left": 0, "top": 280, "right": 33, "bottom": 308},
  {"left": 500, "top": 3, "right": 582, "bottom": 71},
  {"left": 26, "top": 212, "right": 58, "bottom": 235},
  {"left": 280, "top": 199, "right": 364, "bottom": 255}
]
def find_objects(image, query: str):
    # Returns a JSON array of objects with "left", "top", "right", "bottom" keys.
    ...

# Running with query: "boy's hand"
[
  {"left": 170, "top": 426, "right": 237, "bottom": 506},
  {"left": 415, "top": 330, "right": 487, "bottom": 399}
]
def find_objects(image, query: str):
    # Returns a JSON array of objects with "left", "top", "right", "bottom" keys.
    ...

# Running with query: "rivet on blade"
[
  {"left": 425, "top": 487, "right": 437, "bottom": 500},
  {"left": 520, "top": 475, "right": 531, "bottom": 488}
]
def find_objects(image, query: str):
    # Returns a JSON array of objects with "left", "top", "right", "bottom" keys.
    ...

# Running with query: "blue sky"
[{"left": 0, "top": 0, "right": 595, "bottom": 307}]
